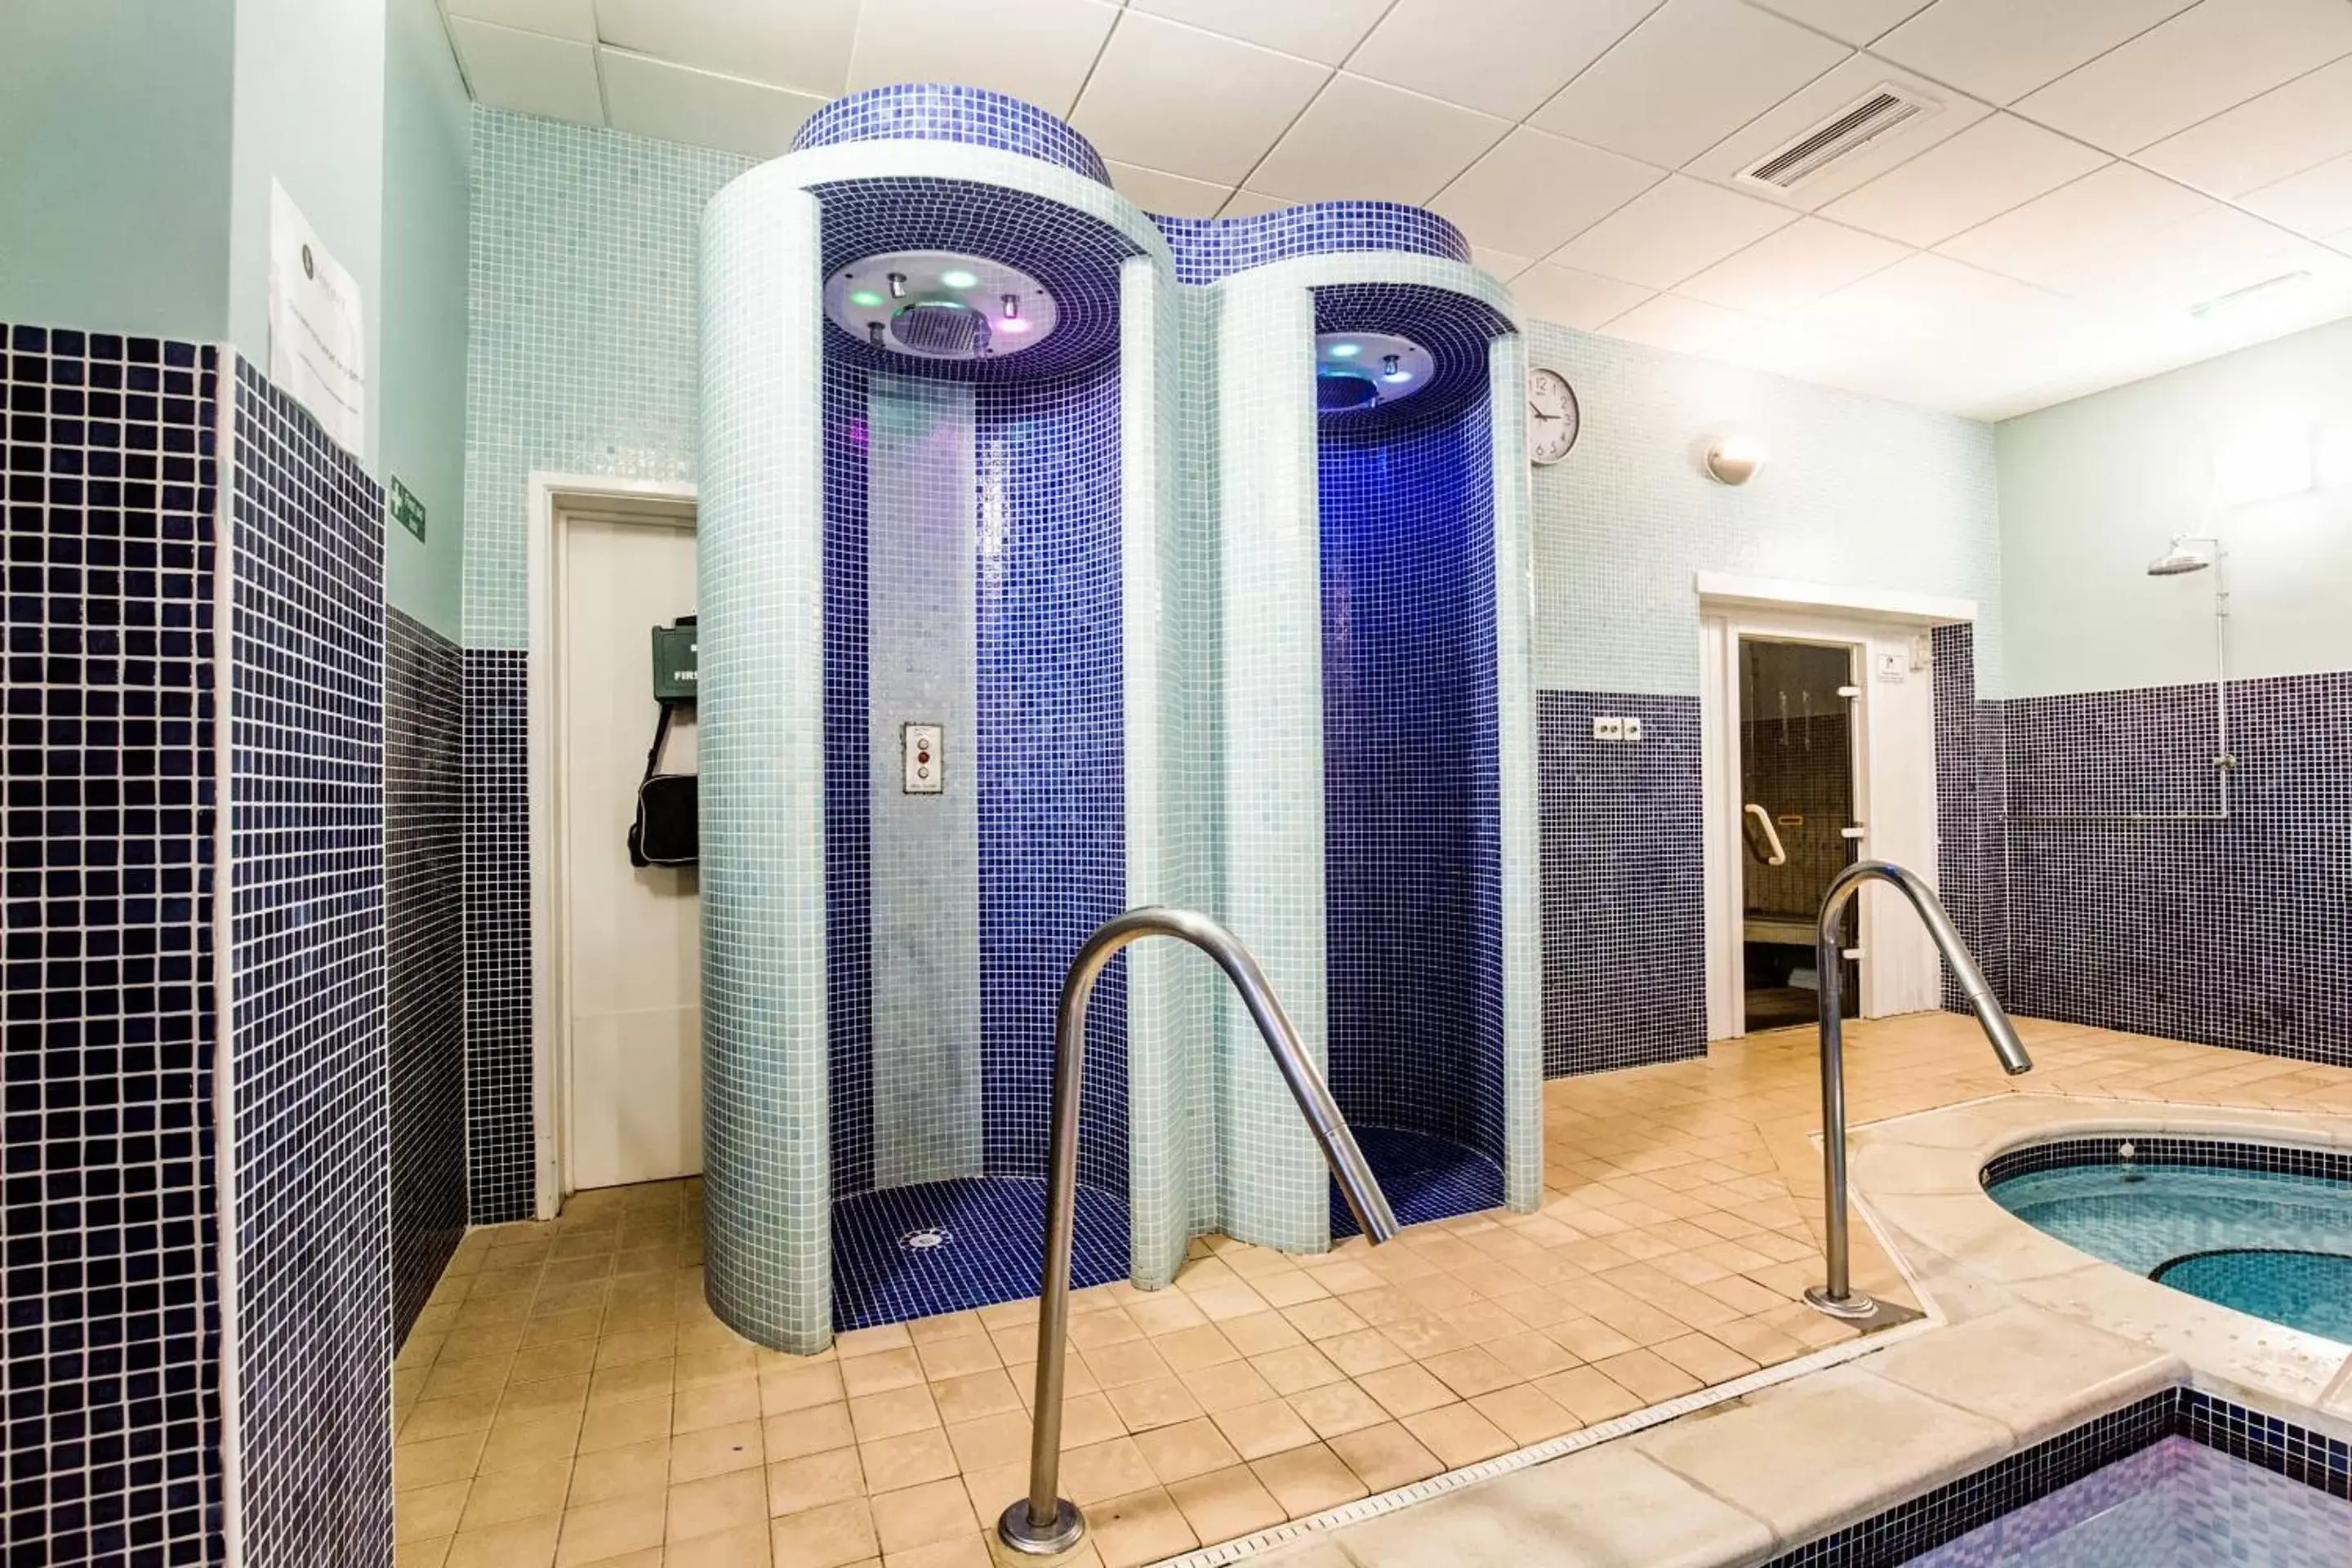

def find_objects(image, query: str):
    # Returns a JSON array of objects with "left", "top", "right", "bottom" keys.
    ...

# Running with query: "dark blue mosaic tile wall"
[
  {"left": 1156, "top": 202, "right": 1472, "bottom": 285},
  {"left": 385, "top": 609, "right": 466, "bottom": 1348},
  {"left": 1538, "top": 691, "right": 1708, "bottom": 1076},
  {"left": 226, "top": 358, "right": 390, "bottom": 1568},
  {"left": 794, "top": 83, "right": 1112, "bottom": 185},
  {"left": 1931, "top": 620, "right": 2351, "bottom": 1067},
  {"left": 2, "top": 325, "right": 225, "bottom": 1565},
  {"left": 975, "top": 359, "right": 1127, "bottom": 1198},
  {"left": 822, "top": 358, "right": 875, "bottom": 1200},
  {"left": 461, "top": 648, "right": 534, "bottom": 1223},
  {"left": 1320, "top": 399, "right": 1504, "bottom": 1179}
]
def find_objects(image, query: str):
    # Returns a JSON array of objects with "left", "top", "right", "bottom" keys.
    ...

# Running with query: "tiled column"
[
  {"left": 1214, "top": 272, "right": 1330, "bottom": 1252},
  {"left": 698, "top": 169, "right": 833, "bottom": 1352},
  {"left": 1488, "top": 333, "right": 1545, "bottom": 1213}
]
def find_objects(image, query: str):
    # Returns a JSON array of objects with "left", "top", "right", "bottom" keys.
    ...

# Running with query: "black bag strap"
[{"left": 639, "top": 700, "right": 677, "bottom": 785}]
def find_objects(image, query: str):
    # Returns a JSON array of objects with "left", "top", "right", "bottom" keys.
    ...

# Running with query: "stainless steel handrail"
[
  {"left": 1806, "top": 860, "right": 2031, "bottom": 1321},
  {"left": 998, "top": 907, "right": 1401, "bottom": 1556}
]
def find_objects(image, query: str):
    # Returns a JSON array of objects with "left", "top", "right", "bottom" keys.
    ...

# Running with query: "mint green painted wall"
[
  {"left": 0, "top": 2, "right": 234, "bottom": 339},
  {"left": 1997, "top": 316, "right": 2352, "bottom": 699},
  {"left": 379, "top": 0, "right": 471, "bottom": 640},
  {"left": 229, "top": 0, "right": 387, "bottom": 462}
]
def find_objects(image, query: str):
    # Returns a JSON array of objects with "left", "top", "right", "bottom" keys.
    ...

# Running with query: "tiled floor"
[{"left": 391, "top": 1013, "right": 2352, "bottom": 1568}]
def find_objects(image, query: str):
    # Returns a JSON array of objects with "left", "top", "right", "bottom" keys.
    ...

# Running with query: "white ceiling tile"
[
  {"left": 2047, "top": 204, "right": 2350, "bottom": 310},
  {"left": 2136, "top": 55, "right": 2352, "bottom": 198},
  {"left": 845, "top": 0, "right": 1119, "bottom": 118},
  {"left": 1820, "top": 114, "right": 2109, "bottom": 247},
  {"left": 1428, "top": 127, "right": 1668, "bottom": 258},
  {"left": 446, "top": 0, "right": 595, "bottom": 43},
  {"left": 1125, "top": 0, "right": 1392, "bottom": 65},
  {"left": 1530, "top": 0, "right": 1851, "bottom": 169},
  {"left": 1934, "top": 162, "right": 2210, "bottom": 285},
  {"left": 1104, "top": 161, "right": 1234, "bottom": 219},
  {"left": 2243, "top": 152, "right": 2352, "bottom": 238},
  {"left": 1248, "top": 76, "right": 1509, "bottom": 205},
  {"left": 448, "top": 16, "right": 605, "bottom": 123},
  {"left": 1218, "top": 189, "right": 1290, "bottom": 218},
  {"left": 1511, "top": 265, "right": 1655, "bottom": 330},
  {"left": 1873, "top": 0, "right": 2196, "bottom": 105},
  {"left": 1599, "top": 292, "right": 1771, "bottom": 358},
  {"left": 1677, "top": 216, "right": 1911, "bottom": 311},
  {"left": 1068, "top": 13, "right": 1330, "bottom": 185},
  {"left": 2012, "top": 0, "right": 2352, "bottom": 154},
  {"left": 1683, "top": 55, "right": 1993, "bottom": 210},
  {"left": 1746, "top": 0, "right": 1936, "bottom": 46},
  {"left": 1548, "top": 176, "right": 1798, "bottom": 289},
  {"left": 1347, "top": 0, "right": 1666, "bottom": 122},
  {"left": 1471, "top": 247, "right": 1535, "bottom": 282},
  {"left": 592, "top": 0, "right": 859, "bottom": 97},
  {"left": 598, "top": 47, "right": 825, "bottom": 156}
]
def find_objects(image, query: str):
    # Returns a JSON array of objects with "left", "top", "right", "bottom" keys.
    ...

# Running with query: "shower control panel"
[{"left": 902, "top": 723, "right": 943, "bottom": 794}]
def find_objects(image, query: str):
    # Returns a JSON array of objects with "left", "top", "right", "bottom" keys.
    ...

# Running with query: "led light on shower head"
[
  {"left": 1314, "top": 332, "right": 1434, "bottom": 412},
  {"left": 824, "top": 250, "right": 1058, "bottom": 361}
]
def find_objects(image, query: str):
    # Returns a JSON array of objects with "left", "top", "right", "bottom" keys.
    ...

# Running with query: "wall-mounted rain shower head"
[
  {"left": 2146, "top": 537, "right": 2217, "bottom": 576},
  {"left": 1314, "top": 331, "right": 1434, "bottom": 413},
  {"left": 826, "top": 249, "right": 1058, "bottom": 360}
]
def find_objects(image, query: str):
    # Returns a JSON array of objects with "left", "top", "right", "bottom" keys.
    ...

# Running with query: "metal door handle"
[{"left": 1744, "top": 804, "right": 1788, "bottom": 866}]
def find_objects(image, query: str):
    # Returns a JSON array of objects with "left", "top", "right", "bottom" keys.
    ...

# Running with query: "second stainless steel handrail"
[
  {"left": 1806, "top": 860, "right": 2031, "bottom": 1321},
  {"left": 998, "top": 907, "right": 1400, "bottom": 1557}
]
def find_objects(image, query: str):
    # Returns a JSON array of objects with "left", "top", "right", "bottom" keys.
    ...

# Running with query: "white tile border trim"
[{"left": 1694, "top": 570, "right": 1976, "bottom": 624}]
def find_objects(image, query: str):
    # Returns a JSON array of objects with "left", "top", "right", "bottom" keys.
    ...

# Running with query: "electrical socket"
[
  {"left": 1623, "top": 716, "right": 1643, "bottom": 742},
  {"left": 1592, "top": 715, "right": 1625, "bottom": 742}
]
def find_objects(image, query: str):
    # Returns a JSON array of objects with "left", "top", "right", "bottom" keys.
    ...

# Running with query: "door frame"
[
  {"left": 1695, "top": 572, "right": 1975, "bottom": 1044},
  {"left": 526, "top": 474, "right": 698, "bottom": 1218}
]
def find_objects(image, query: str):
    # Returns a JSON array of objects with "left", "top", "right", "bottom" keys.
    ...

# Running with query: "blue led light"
[{"left": 1327, "top": 341, "right": 1361, "bottom": 359}]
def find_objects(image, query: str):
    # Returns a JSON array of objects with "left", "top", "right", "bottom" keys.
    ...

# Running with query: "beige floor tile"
[
  {"left": 402, "top": 1392, "right": 502, "bottom": 1443},
  {"left": 1285, "top": 1382, "right": 1386, "bottom": 1441},
  {"left": 1085, "top": 1486, "right": 1196, "bottom": 1568},
  {"left": 1419, "top": 1347, "right": 1521, "bottom": 1400},
  {"left": 397, "top": 1480, "right": 470, "bottom": 1543},
  {"left": 843, "top": 1348, "right": 927, "bottom": 1397},
  {"left": 1131, "top": 1417, "right": 1241, "bottom": 1485},
  {"left": 1209, "top": 1399, "right": 1316, "bottom": 1461},
  {"left": 869, "top": 1477, "right": 978, "bottom": 1554},
  {"left": 668, "top": 1468, "right": 768, "bottom": 1543},
  {"left": 461, "top": 1459, "right": 573, "bottom": 1531},
  {"left": 945, "top": 1410, "right": 1031, "bottom": 1471},
  {"left": 479, "top": 1410, "right": 583, "bottom": 1474},
  {"left": 670, "top": 1419, "right": 762, "bottom": 1483},
  {"left": 579, "top": 1395, "right": 673, "bottom": 1454},
  {"left": 1591, "top": 1348, "right": 1702, "bottom": 1404},
  {"left": 395, "top": 1535, "right": 452, "bottom": 1568},
  {"left": 673, "top": 1379, "right": 761, "bottom": 1435},
  {"left": 1317, "top": 1329, "right": 1410, "bottom": 1379},
  {"left": 568, "top": 1438, "right": 668, "bottom": 1506},
  {"left": 1057, "top": 1392, "right": 1124, "bottom": 1449},
  {"left": 859, "top": 1424, "right": 960, "bottom": 1487},
  {"left": 397, "top": 1431, "right": 490, "bottom": 1491},
  {"left": 1080, "top": 1339, "right": 1172, "bottom": 1389},
  {"left": 1250, "top": 1443, "right": 1366, "bottom": 1519},
  {"left": 929, "top": 1370, "right": 1022, "bottom": 1425},
  {"left": 1468, "top": 1383, "right": 1579, "bottom": 1445},
  {"left": 1326, "top": 1423, "right": 1442, "bottom": 1493},
  {"left": 850, "top": 1386, "right": 941, "bottom": 1442},
  {"left": 554, "top": 1490, "right": 666, "bottom": 1567},
  {"left": 666, "top": 1521, "right": 771, "bottom": 1566},
  {"left": 1247, "top": 1346, "right": 1342, "bottom": 1396},
  {"left": 1058, "top": 1437, "right": 1157, "bottom": 1505},
  {"left": 1150, "top": 1325, "right": 1238, "bottom": 1373},
  {"left": 772, "top": 1498, "right": 879, "bottom": 1568},
  {"left": 1353, "top": 1363, "right": 1453, "bottom": 1420},
  {"left": 1400, "top": 1403, "right": 1513, "bottom": 1468},
  {"left": 1104, "top": 1374, "right": 1204, "bottom": 1432},
  {"left": 1218, "top": 1312, "right": 1305, "bottom": 1356},
  {"left": 879, "top": 1532, "right": 991, "bottom": 1568},
  {"left": 914, "top": 1334, "right": 1000, "bottom": 1383},
  {"left": 1124, "top": 1294, "right": 1209, "bottom": 1337},
  {"left": 445, "top": 1511, "right": 560, "bottom": 1568},
  {"left": 1165, "top": 1464, "right": 1285, "bottom": 1544},
  {"left": 768, "top": 1446, "right": 866, "bottom": 1517},
  {"left": 1178, "top": 1361, "right": 1278, "bottom": 1414}
]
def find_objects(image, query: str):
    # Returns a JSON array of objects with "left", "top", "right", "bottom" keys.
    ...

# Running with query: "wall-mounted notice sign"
[
  {"left": 389, "top": 475, "right": 426, "bottom": 541},
  {"left": 268, "top": 180, "right": 366, "bottom": 456}
]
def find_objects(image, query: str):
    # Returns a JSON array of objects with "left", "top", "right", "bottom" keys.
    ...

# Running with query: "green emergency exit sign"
[{"left": 389, "top": 476, "right": 427, "bottom": 542}]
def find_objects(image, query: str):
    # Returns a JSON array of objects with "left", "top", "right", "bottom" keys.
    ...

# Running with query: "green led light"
[
  {"left": 938, "top": 268, "right": 980, "bottom": 289},
  {"left": 848, "top": 289, "right": 884, "bottom": 308},
  {"left": 1327, "top": 341, "right": 1361, "bottom": 358}
]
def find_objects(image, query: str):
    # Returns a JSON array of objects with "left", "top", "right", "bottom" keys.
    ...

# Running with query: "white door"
[{"left": 556, "top": 512, "right": 702, "bottom": 1191}]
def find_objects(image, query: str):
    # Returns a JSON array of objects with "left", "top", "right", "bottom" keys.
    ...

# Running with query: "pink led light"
[{"left": 998, "top": 318, "right": 1034, "bottom": 334}]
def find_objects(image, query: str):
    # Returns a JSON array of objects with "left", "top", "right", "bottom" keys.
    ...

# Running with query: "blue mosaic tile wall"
[
  {"left": 794, "top": 83, "right": 1112, "bottom": 185},
  {"left": 225, "top": 358, "right": 390, "bottom": 1568},
  {"left": 1537, "top": 691, "right": 1708, "bottom": 1076},
  {"left": 974, "top": 359, "right": 1127, "bottom": 1197},
  {"left": 1156, "top": 203, "right": 1472, "bottom": 286},
  {"left": 1319, "top": 396, "right": 1505, "bottom": 1181},
  {"left": 385, "top": 608, "right": 466, "bottom": 1348},
  {"left": 461, "top": 648, "right": 533, "bottom": 1223},
  {"left": 1, "top": 325, "right": 226, "bottom": 1565},
  {"left": 1932, "top": 618, "right": 2351, "bottom": 1067}
]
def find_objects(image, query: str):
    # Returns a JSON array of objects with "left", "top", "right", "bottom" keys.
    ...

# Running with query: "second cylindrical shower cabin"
[{"left": 697, "top": 86, "right": 1544, "bottom": 1352}]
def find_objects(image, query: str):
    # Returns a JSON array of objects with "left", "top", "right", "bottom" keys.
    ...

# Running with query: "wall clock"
[{"left": 1527, "top": 367, "right": 1579, "bottom": 466}]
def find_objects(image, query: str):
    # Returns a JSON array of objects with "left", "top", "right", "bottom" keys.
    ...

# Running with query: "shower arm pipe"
[
  {"left": 1000, "top": 907, "right": 1401, "bottom": 1557},
  {"left": 2009, "top": 539, "right": 2234, "bottom": 824},
  {"left": 1806, "top": 861, "right": 2031, "bottom": 1321}
]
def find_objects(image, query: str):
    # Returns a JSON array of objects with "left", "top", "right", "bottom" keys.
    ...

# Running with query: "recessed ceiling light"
[
  {"left": 2188, "top": 270, "right": 2312, "bottom": 319},
  {"left": 938, "top": 268, "right": 979, "bottom": 289}
]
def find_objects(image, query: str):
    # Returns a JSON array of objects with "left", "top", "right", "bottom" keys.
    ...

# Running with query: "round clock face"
[{"left": 1527, "top": 368, "right": 1579, "bottom": 466}]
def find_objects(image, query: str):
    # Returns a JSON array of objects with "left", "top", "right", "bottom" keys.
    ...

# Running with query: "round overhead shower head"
[{"left": 2146, "top": 538, "right": 2217, "bottom": 576}]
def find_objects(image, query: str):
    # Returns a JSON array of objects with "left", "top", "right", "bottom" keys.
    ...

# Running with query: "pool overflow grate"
[{"left": 1980, "top": 1135, "right": 2352, "bottom": 1189}]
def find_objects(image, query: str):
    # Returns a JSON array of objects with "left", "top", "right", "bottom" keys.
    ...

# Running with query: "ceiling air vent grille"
[{"left": 1740, "top": 86, "right": 1937, "bottom": 191}]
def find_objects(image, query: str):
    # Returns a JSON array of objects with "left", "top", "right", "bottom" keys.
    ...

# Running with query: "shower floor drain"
[{"left": 900, "top": 1227, "right": 951, "bottom": 1252}]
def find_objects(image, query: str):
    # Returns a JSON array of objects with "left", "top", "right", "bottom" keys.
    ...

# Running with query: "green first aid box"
[{"left": 651, "top": 621, "right": 697, "bottom": 702}]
